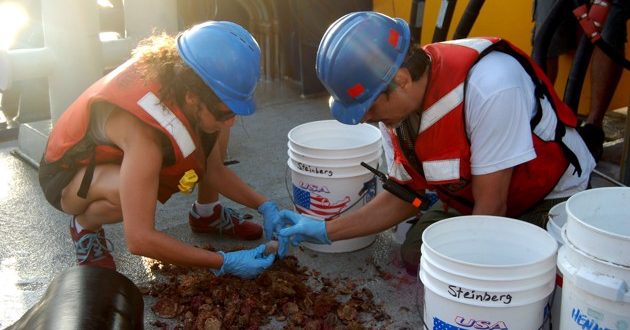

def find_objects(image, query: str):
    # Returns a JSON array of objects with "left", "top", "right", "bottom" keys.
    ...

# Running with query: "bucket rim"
[
  {"left": 287, "top": 148, "right": 383, "bottom": 169},
  {"left": 561, "top": 227, "right": 630, "bottom": 270},
  {"left": 420, "top": 245, "right": 558, "bottom": 281},
  {"left": 288, "top": 138, "right": 382, "bottom": 152},
  {"left": 422, "top": 216, "right": 558, "bottom": 269},
  {"left": 287, "top": 120, "right": 382, "bottom": 151},
  {"left": 287, "top": 141, "right": 382, "bottom": 160},
  {"left": 565, "top": 187, "right": 630, "bottom": 240},
  {"left": 546, "top": 201, "right": 567, "bottom": 238}
]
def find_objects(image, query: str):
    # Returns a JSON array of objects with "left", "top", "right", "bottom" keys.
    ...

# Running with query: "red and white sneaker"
[
  {"left": 70, "top": 217, "right": 116, "bottom": 270},
  {"left": 188, "top": 204, "right": 262, "bottom": 241}
]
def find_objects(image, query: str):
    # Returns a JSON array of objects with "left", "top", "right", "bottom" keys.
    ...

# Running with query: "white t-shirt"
[{"left": 465, "top": 51, "right": 595, "bottom": 199}]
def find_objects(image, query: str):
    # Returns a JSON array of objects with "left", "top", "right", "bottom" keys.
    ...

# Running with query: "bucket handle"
[
  {"left": 572, "top": 268, "right": 630, "bottom": 303},
  {"left": 284, "top": 162, "right": 378, "bottom": 221}
]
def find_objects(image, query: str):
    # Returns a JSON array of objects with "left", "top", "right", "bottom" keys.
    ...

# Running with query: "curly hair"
[{"left": 131, "top": 32, "right": 221, "bottom": 114}]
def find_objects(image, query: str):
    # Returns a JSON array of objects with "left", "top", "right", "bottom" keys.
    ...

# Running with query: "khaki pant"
[{"left": 400, "top": 198, "right": 567, "bottom": 275}]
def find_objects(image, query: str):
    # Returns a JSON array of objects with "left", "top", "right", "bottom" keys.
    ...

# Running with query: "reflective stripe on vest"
[
  {"left": 137, "top": 92, "right": 196, "bottom": 158},
  {"left": 414, "top": 39, "right": 487, "bottom": 182}
]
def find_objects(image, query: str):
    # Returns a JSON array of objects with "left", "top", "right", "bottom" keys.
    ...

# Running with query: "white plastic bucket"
[
  {"left": 288, "top": 120, "right": 382, "bottom": 159},
  {"left": 546, "top": 201, "right": 567, "bottom": 328},
  {"left": 420, "top": 216, "right": 557, "bottom": 329},
  {"left": 287, "top": 147, "right": 383, "bottom": 178},
  {"left": 547, "top": 201, "right": 568, "bottom": 244},
  {"left": 287, "top": 120, "right": 383, "bottom": 253},
  {"left": 558, "top": 187, "right": 630, "bottom": 329},
  {"left": 287, "top": 142, "right": 382, "bottom": 168}
]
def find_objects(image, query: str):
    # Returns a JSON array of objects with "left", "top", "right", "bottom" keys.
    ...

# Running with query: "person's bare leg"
[
  {"left": 585, "top": 47, "right": 623, "bottom": 127},
  {"left": 196, "top": 127, "right": 230, "bottom": 203},
  {"left": 60, "top": 164, "right": 123, "bottom": 231},
  {"left": 577, "top": 47, "right": 623, "bottom": 162}
]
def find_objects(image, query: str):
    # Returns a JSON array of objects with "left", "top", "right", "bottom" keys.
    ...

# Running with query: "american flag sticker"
[
  {"left": 433, "top": 318, "right": 467, "bottom": 330},
  {"left": 292, "top": 184, "right": 351, "bottom": 219}
]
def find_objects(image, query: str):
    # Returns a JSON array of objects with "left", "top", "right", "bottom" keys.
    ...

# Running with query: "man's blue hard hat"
[
  {"left": 316, "top": 11, "right": 410, "bottom": 125},
  {"left": 177, "top": 21, "right": 260, "bottom": 116}
]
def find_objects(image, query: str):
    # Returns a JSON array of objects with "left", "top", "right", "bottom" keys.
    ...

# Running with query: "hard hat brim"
[
  {"left": 225, "top": 97, "right": 255, "bottom": 117},
  {"left": 330, "top": 95, "right": 374, "bottom": 125}
]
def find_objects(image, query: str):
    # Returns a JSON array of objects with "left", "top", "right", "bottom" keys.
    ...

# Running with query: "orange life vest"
[
  {"left": 42, "top": 58, "right": 209, "bottom": 203},
  {"left": 386, "top": 37, "right": 582, "bottom": 217}
]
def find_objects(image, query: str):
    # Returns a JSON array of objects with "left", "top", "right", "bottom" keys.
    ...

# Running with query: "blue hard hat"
[
  {"left": 177, "top": 21, "right": 260, "bottom": 116},
  {"left": 316, "top": 12, "right": 410, "bottom": 125}
]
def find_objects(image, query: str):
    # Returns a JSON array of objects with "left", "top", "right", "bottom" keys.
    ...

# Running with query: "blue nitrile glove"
[
  {"left": 258, "top": 200, "right": 281, "bottom": 240},
  {"left": 212, "top": 244, "right": 275, "bottom": 279},
  {"left": 277, "top": 210, "right": 331, "bottom": 257}
]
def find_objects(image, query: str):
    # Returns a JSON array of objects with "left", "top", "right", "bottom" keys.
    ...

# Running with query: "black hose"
[
  {"left": 452, "top": 0, "right": 485, "bottom": 40},
  {"left": 562, "top": 0, "right": 629, "bottom": 111},
  {"left": 564, "top": 36, "right": 594, "bottom": 112},
  {"left": 8, "top": 266, "right": 144, "bottom": 330},
  {"left": 532, "top": 0, "right": 575, "bottom": 72},
  {"left": 432, "top": 0, "right": 458, "bottom": 42}
]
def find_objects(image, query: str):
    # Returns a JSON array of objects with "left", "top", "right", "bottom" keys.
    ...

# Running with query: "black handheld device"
[{"left": 360, "top": 162, "right": 430, "bottom": 210}]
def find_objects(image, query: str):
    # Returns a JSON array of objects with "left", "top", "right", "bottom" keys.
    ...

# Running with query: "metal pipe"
[
  {"left": 252, "top": 0, "right": 270, "bottom": 80},
  {"left": 592, "top": 169, "right": 627, "bottom": 187},
  {"left": 265, "top": 0, "right": 280, "bottom": 80},
  {"left": 124, "top": 0, "right": 178, "bottom": 43},
  {"left": 41, "top": 0, "right": 103, "bottom": 123},
  {"left": 101, "top": 38, "right": 133, "bottom": 70},
  {"left": 0, "top": 48, "right": 54, "bottom": 89},
  {"left": 271, "top": 18, "right": 280, "bottom": 80},
  {"left": 0, "top": 34, "right": 130, "bottom": 112}
]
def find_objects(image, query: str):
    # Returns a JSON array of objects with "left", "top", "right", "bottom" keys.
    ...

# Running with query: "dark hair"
[
  {"left": 132, "top": 32, "right": 221, "bottom": 116},
  {"left": 401, "top": 44, "right": 431, "bottom": 81}
]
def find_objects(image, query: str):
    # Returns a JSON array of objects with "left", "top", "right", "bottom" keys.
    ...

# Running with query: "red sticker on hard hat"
[
  {"left": 347, "top": 83, "right": 365, "bottom": 99},
  {"left": 388, "top": 29, "right": 400, "bottom": 49}
]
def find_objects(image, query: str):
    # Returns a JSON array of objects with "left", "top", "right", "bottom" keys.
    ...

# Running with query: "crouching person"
[
  {"left": 38, "top": 21, "right": 282, "bottom": 279},
  {"left": 273, "top": 12, "right": 595, "bottom": 275}
]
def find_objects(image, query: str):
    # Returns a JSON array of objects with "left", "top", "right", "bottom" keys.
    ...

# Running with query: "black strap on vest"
[
  {"left": 530, "top": 83, "right": 583, "bottom": 177},
  {"left": 475, "top": 42, "right": 584, "bottom": 178},
  {"left": 77, "top": 153, "right": 96, "bottom": 199},
  {"left": 395, "top": 113, "right": 425, "bottom": 177}
]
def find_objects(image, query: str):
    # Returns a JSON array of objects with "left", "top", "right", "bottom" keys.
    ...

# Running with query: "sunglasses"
[
  {"left": 209, "top": 107, "right": 236, "bottom": 122},
  {"left": 198, "top": 93, "right": 236, "bottom": 122}
]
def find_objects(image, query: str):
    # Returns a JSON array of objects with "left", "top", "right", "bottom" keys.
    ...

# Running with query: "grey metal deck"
[{"left": 0, "top": 80, "right": 624, "bottom": 329}]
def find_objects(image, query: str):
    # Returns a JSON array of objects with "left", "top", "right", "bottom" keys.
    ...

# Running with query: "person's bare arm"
[
  {"left": 471, "top": 167, "right": 513, "bottom": 216},
  {"left": 327, "top": 190, "right": 418, "bottom": 241},
  {"left": 200, "top": 138, "right": 267, "bottom": 209},
  {"left": 108, "top": 111, "right": 224, "bottom": 268}
]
